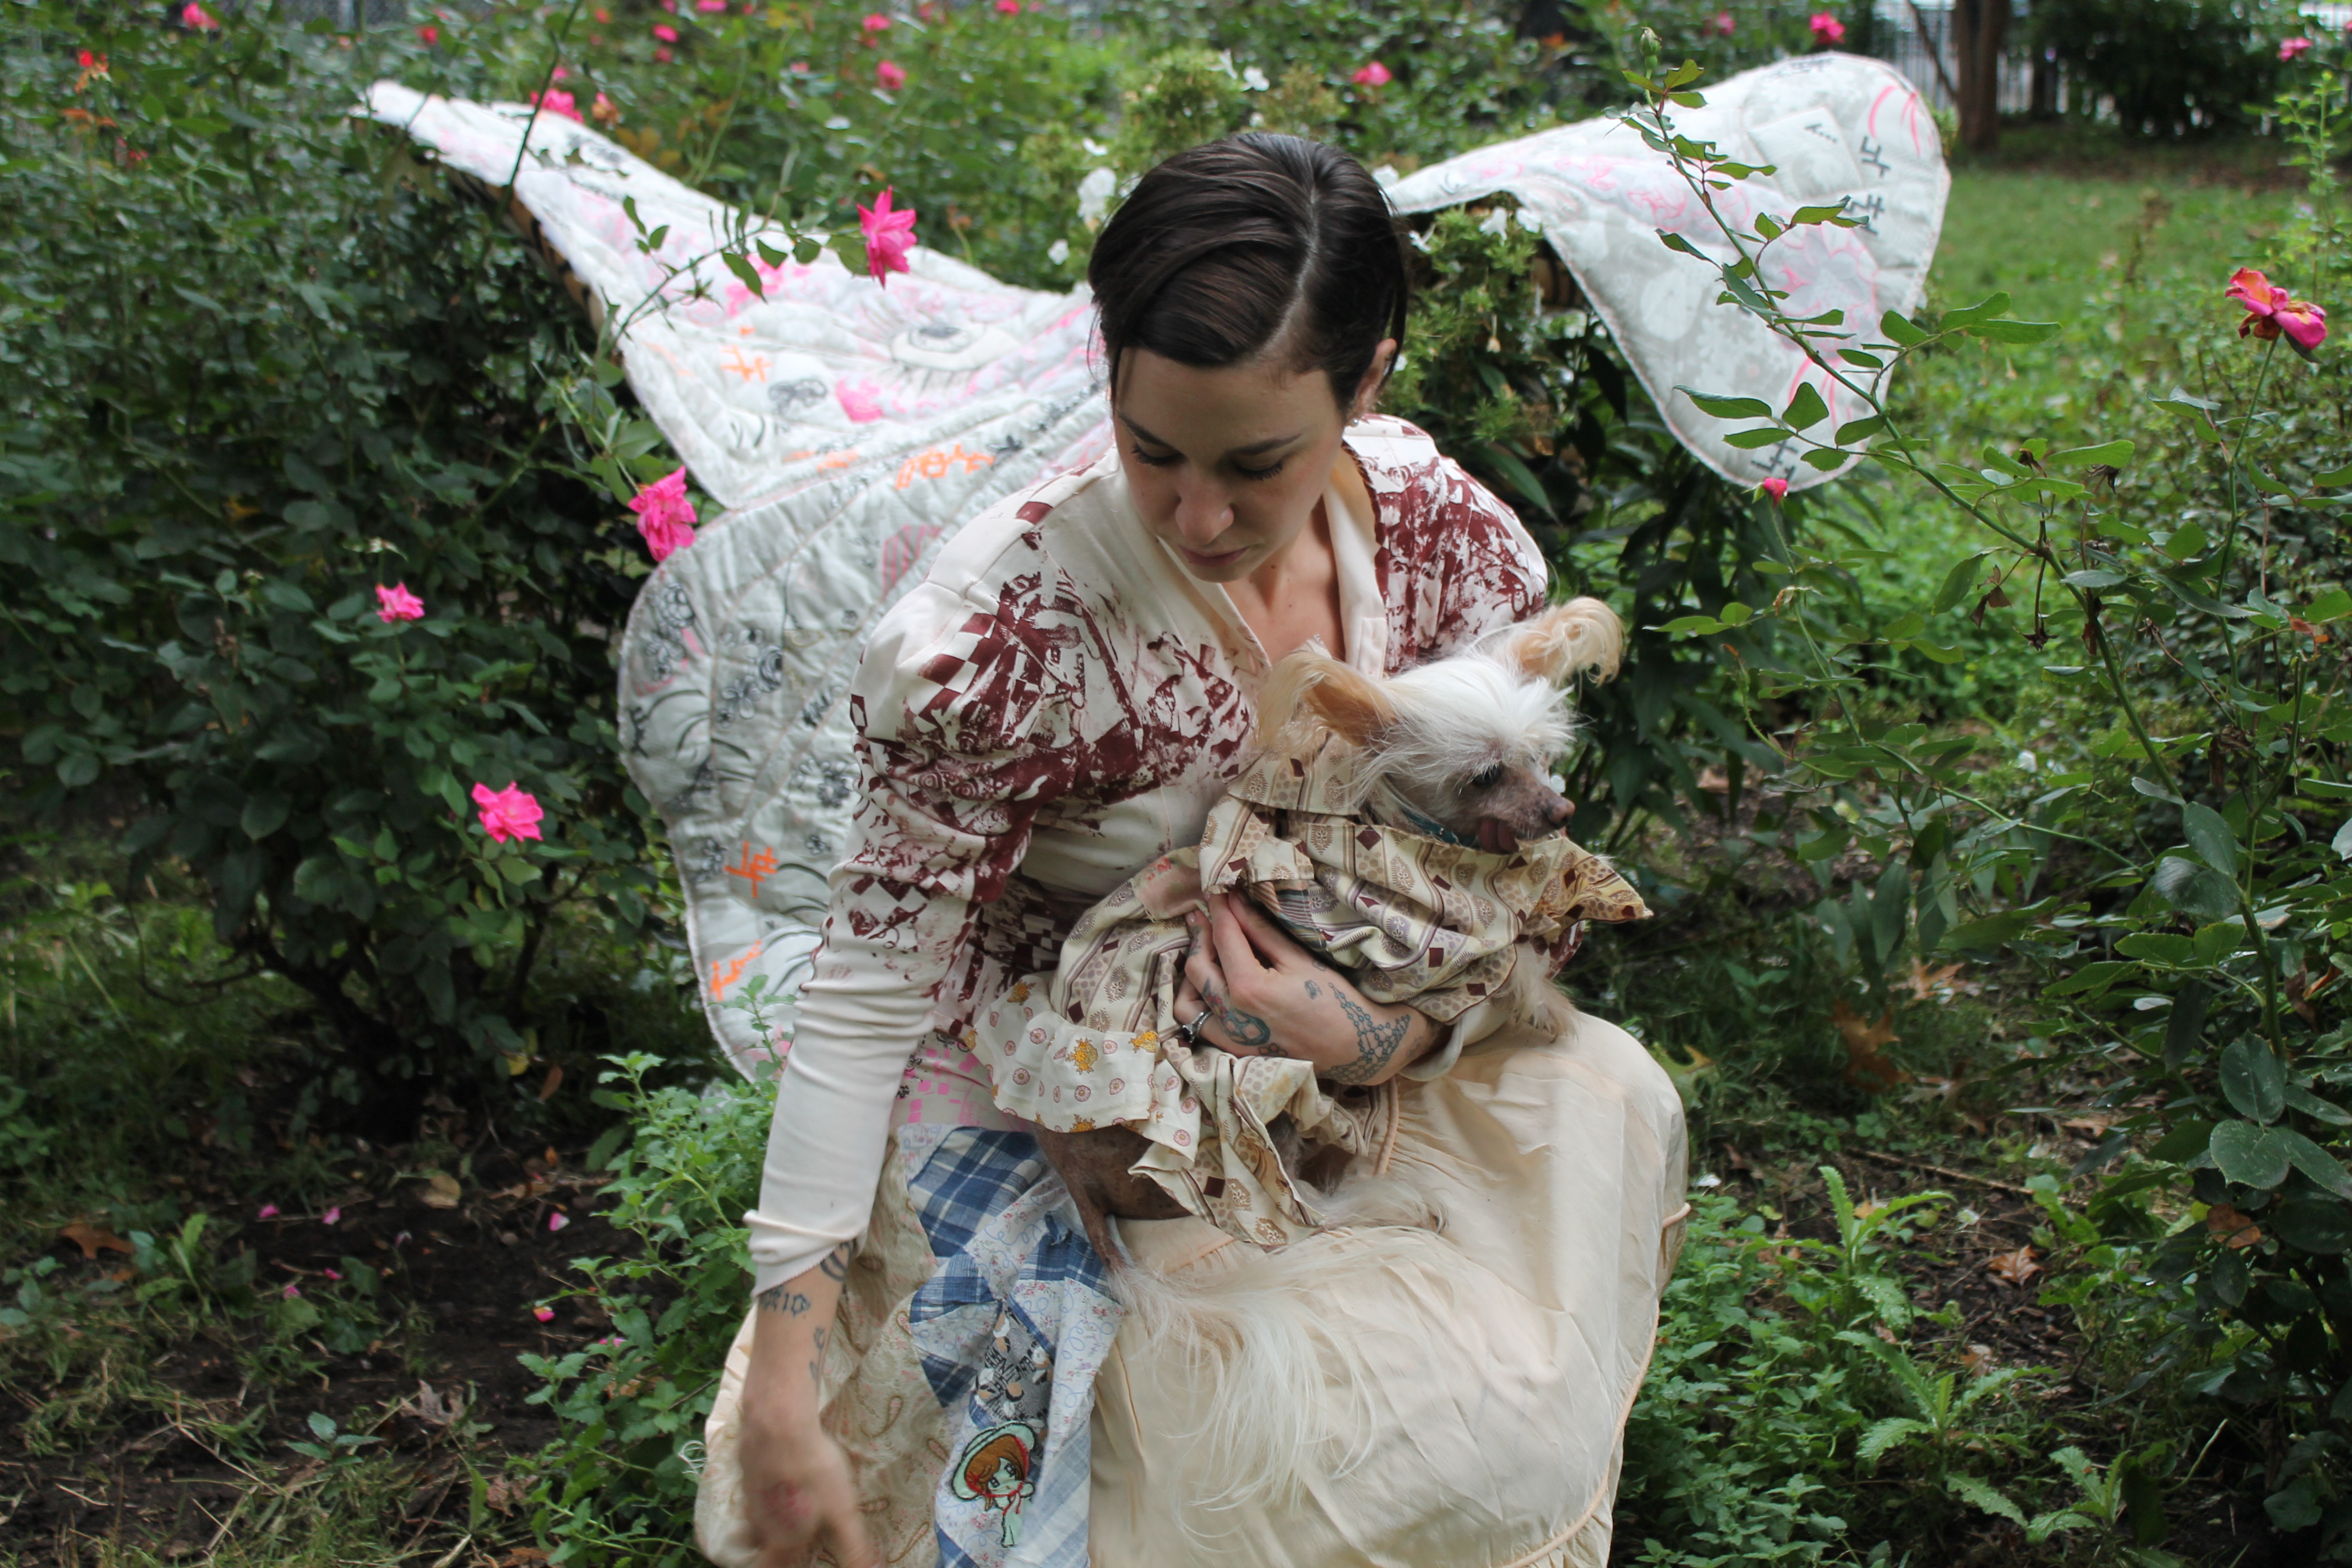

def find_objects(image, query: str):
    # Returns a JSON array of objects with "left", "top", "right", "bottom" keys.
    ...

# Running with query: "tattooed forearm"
[
  {"left": 809, "top": 1326, "right": 829, "bottom": 1390},
  {"left": 1325, "top": 992, "right": 1416, "bottom": 1085},
  {"left": 818, "top": 1242, "right": 851, "bottom": 1282},
  {"left": 756, "top": 1285, "right": 813, "bottom": 1316}
]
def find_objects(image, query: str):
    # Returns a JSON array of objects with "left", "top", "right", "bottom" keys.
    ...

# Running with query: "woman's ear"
[{"left": 1348, "top": 337, "right": 1400, "bottom": 424}]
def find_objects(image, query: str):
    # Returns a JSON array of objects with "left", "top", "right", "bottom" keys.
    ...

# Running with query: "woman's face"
[{"left": 1113, "top": 342, "right": 1393, "bottom": 585}]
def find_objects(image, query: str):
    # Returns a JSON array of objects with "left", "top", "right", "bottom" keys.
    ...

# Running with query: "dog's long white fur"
[{"left": 1104, "top": 1173, "right": 1462, "bottom": 1526}]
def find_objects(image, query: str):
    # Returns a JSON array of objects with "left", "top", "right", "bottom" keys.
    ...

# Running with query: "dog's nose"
[{"left": 1547, "top": 794, "right": 1575, "bottom": 829}]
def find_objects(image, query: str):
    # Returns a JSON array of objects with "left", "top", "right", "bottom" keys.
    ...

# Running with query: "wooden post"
[{"left": 1951, "top": 0, "right": 2010, "bottom": 153}]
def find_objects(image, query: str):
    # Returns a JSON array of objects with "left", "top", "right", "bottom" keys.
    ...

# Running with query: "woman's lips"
[{"left": 1178, "top": 543, "right": 1248, "bottom": 569}]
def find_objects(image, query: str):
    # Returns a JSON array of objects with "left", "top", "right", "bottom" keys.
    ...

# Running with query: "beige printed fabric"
[{"left": 970, "top": 734, "right": 1648, "bottom": 1245}]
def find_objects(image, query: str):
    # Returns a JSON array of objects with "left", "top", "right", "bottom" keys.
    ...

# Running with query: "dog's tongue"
[{"left": 1477, "top": 819, "right": 1521, "bottom": 854}]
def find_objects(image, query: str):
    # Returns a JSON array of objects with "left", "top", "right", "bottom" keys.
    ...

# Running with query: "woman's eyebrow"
[{"left": 1119, "top": 413, "right": 1304, "bottom": 459}]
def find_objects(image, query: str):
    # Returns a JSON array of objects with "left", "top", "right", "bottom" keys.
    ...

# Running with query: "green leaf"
[
  {"left": 720, "top": 251, "right": 765, "bottom": 295},
  {"left": 2211, "top": 1120, "right": 2289, "bottom": 1188},
  {"left": 1941, "top": 911, "right": 2028, "bottom": 951},
  {"left": 2147, "top": 1120, "right": 2213, "bottom": 1163},
  {"left": 1657, "top": 230, "right": 1705, "bottom": 257},
  {"left": 1782, "top": 383, "right": 1828, "bottom": 431},
  {"left": 1789, "top": 202, "right": 1851, "bottom": 225},
  {"left": 241, "top": 792, "right": 291, "bottom": 841},
  {"left": 2269, "top": 1197, "right": 2352, "bottom": 1253},
  {"left": 2180, "top": 802, "right": 2239, "bottom": 878},
  {"left": 2305, "top": 589, "right": 2352, "bottom": 624},
  {"left": 1857, "top": 1417, "right": 1931, "bottom": 1462},
  {"left": 2051, "top": 439, "right": 2135, "bottom": 467},
  {"left": 1834, "top": 415, "right": 1888, "bottom": 444},
  {"left": 2220, "top": 1040, "right": 2287, "bottom": 1124},
  {"left": 2046, "top": 961, "right": 2130, "bottom": 998},
  {"left": 1965, "top": 319, "right": 2062, "bottom": 345},
  {"left": 1879, "top": 310, "right": 1929, "bottom": 346},
  {"left": 1680, "top": 389, "right": 1773, "bottom": 421},
  {"left": 2332, "top": 816, "right": 2352, "bottom": 861},
  {"left": 1800, "top": 447, "right": 1850, "bottom": 471},
  {"left": 1947, "top": 1473, "right": 2027, "bottom": 1527},
  {"left": 2115, "top": 932, "right": 2198, "bottom": 966},
  {"left": 2313, "top": 465, "right": 2352, "bottom": 489},
  {"left": 1474, "top": 444, "right": 1554, "bottom": 513},
  {"left": 2275, "top": 1129, "right": 2352, "bottom": 1200},
  {"left": 1722, "top": 427, "right": 1792, "bottom": 450},
  {"left": 2151, "top": 857, "right": 2239, "bottom": 920},
  {"left": 1930, "top": 553, "right": 1989, "bottom": 613},
  {"left": 1940, "top": 292, "right": 2014, "bottom": 327}
]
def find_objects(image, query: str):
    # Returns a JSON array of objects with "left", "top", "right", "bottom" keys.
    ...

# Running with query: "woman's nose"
[{"left": 1170, "top": 485, "right": 1232, "bottom": 549}]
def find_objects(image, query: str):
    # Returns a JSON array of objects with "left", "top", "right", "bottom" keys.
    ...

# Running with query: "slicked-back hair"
[{"left": 1087, "top": 133, "right": 1409, "bottom": 412}]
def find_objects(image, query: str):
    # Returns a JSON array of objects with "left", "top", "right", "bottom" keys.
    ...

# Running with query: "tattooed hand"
[
  {"left": 738, "top": 1243, "right": 876, "bottom": 1568},
  {"left": 1176, "top": 892, "right": 1439, "bottom": 1085}
]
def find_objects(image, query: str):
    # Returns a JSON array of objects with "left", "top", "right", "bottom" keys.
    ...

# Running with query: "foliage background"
[{"left": 6, "top": 0, "right": 2352, "bottom": 1564}]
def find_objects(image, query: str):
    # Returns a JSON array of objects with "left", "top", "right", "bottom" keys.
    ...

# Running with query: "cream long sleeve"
[{"left": 744, "top": 420, "right": 1550, "bottom": 1292}]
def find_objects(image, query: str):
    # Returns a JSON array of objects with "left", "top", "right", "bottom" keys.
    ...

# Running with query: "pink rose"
[
  {"left": 1809, "top": 12, "right": 1845, "bottom": 45},
  {"left": 531, "top": 89, "right": 582, "bottom": 123},
  {"left": 2226, "top": 266, "right": 2328, "bottom": 357},
  {"left": 1757, "top": 477, "right": 1789, "bottom": 502},
  {"left": 858, "top": 186, "right": 918, "bottom": 282},
  {"left": 655, "top": 45, "right": 674, "bottom": 62},
  {"left": 257, "top": 1203, "right": 280, "bottom": 1219},
  {"left": 698, "top": 0, "right": 727, "bottom": 10},
  {"left": 652, "top": 22, "right": 678, "bottom": 41},
  {"left": 549, "top": 1212, "right": 571, "bottom": 1232},
  {"left": 875, "top": 58, "right": 906, "bottom": 89},
  {"left": 472, "top": 781, "right": 546, "bottom": 845},
  {"left": 416, "top": 23, "right": 438, "bottom": 45},
  {"left": 181, "top": 3, "right": 220, "bottom": 30},
  {"left": 628, "top": 467, "right": 699, "bottom": 560},
  {"left": 1351, "top": 61, "right": 1392, "bottom": 87},
  {"left": 324, "top": 1268, "right": 342, "bottom": 1281},
  {"left": 995, "top": 0, "right": 1020, "bottom": 11},
  {"left": 533, "top": 1305, "right": 557, "bottom": 1322},
  {"left": 322, "top": 1206, "right": 341, "bottom": 1226},
  {"left": 862, "top": 12, "right": 891, "bottom": 30},
  {"left": 281, "top": 1282, "right": 302, "bottom": 1300},
  {"left": 2280, "top": 36, "right": 2313, "bottom": 61},
  {"left": 375, "top": 582, "right": 424, "bottom": 623},
  {"left": 1707, "top": 10, "right": 1734, "bottom": 35}
]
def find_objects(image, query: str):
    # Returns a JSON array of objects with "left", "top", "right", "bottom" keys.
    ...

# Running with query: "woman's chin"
[{"left": 1172, "top": 543, "right": 1254, "bottom": 580}]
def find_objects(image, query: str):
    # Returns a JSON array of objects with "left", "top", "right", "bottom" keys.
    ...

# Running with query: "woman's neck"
[{"left": 1224, "top": 498, "right": 1344, "bottom": 664}]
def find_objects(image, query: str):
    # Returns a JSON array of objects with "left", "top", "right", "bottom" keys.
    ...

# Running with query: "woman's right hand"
[{"left": 736, "top": 1249, "right": 877, "bottom": 1568}]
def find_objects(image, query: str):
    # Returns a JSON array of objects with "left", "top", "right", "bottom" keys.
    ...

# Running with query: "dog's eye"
[{"left": 1471, "top": 764, "right": 1504, "bottom": 791}]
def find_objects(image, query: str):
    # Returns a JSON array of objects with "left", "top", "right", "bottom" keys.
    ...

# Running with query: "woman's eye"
[
  {"left": 1235, "top": 460, "right": 1286, "bottom": 482},
  {"left": 1128, "top": 444, "right": 1180, "bottom": 467},
  {"left": 1471, "top": 765, "right": 1504, "bottom": 790}
]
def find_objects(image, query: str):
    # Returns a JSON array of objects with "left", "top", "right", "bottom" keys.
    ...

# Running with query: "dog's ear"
[
  {"left": 1502, "top": 597, "right": 1624, "bottom": 684},
  {"left": 1260, "top": 652, "right": 1396, "bottom": 747}
]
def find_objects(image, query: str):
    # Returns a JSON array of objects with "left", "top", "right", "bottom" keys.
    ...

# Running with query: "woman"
[{"left": 700, "top": 133, "right": 1688, "bottom": 1567}]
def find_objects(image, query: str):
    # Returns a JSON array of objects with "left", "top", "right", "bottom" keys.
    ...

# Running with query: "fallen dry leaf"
[
  {"left": 1900, "top": 958, "right": 1966, "bottom": 1003},
  {"left": 1985, "top": 1245, "right": 2043, "bottom": 1287},
  {"left": 496, "top": 1548, "right": 546, "bottom": 1566},
  {"left": 1832, "top": 1000, "right": 1907, "bottom": 1093},
  {"left": 419, "top": 1173, "right": 462, "bottom": 1210},
  {"left": 1960, "top": 1343, "right": 1998, "bottom": 1375},
  {"left": 2062, "top": 1114, "right": 2114, "bottom": 1136},
  {"left": 1696, "top": 766, "right": 1730, "bottom": 793},
  {"left": 2207, "top": 1203, "right": 2264, "bottom": 1250},
  {"left": 484, "top": 1476, "right": 525, "bottom": 1516},
  {"left": 59, "top": 1222, "right": 133, "bottom": 1260},
  {"left": 537, "top": 1063, "right": 564, "bottom": 1102},
  {"left": 410, "top": 1381, "right": 461, "bottom": 1428}
]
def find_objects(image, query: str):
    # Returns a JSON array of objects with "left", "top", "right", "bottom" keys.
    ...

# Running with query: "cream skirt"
[{"left": 698, "top": 1010, "right": 1689, "bottom": 1568}]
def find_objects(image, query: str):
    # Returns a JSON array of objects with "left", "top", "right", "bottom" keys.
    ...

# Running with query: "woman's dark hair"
[{"left": 1086, "top": 133, "right": 1409, "bottom": 411}]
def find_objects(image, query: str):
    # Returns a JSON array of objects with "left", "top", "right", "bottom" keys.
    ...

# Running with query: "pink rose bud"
[
  {"left": 2280, "top": 36, "right": 2313, "bottom": 60},
  {"left": 549, "top": 1211, "right": 571, "bottom": 1232},
  {"left": 1351, "top": 61, "right": 1392, "bottom": 86},
  {"left": 471, "top": 781, "right": 547, "bottom": 844},
  {"left": 1758, "top": 477, "right": 1789, "bottom": 501},
  {"left": 375, "top": 582, "right": 424, "bottom": 623},
  {"left": 875, "top": 58, "right": 907, "bottom": 89},
  {"left": 652, "top": 22, "right": 678, "bottom": 41},
  {"left": 258, "top": 1203, "right": 280, "bottom": 1219},
  {"left": 862, "top": 12, "right": 891, "bottom": 30},
  {"left": 858, "top": 186, "right": 919, "bottom": 281},
  {"left": 182, "top": 3, "right": 220, "bottom": 30},
  {"left": 324, "top": 1268, "right": 343, "bottom": 1281},
  {"left": 282, "top": 1282, "right": 302, "bottom": 1299},
  {"left": 417, "top": 23, "right": 438, "bottom": 44},
  {"left": 322, "top": 1206, "right": 340, "bottom": 1225},
  {"left": 533, "top": 1305, "right": 557, "bottom": 1322},
  {"left": 531, "top": 89, "right": 582, "bottom": 123},
  {"left": 1809, "top": 11, "right": 1846, "bottom": 45}
]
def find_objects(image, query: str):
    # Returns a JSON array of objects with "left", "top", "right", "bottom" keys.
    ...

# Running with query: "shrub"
[
  {"left": 2, "top": 2, "right": 669, "bottom": 1115},
  {"left": 2026, "top": 0, "right": 2298, "bottom": 138}
]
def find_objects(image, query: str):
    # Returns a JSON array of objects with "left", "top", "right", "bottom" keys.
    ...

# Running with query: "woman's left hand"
[{"left": 1175, "top": 892, "right": 1439, "bottom": 1085}]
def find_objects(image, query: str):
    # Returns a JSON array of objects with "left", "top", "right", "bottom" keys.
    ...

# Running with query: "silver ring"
[{"left": 1174, "top": 1008, "right": 1206, "bottom": 1046}]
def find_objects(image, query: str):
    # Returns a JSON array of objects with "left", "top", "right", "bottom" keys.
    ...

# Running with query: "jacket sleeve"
[{"left": 744, "top": 574, "right": 1083, "bottom": 1291}]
